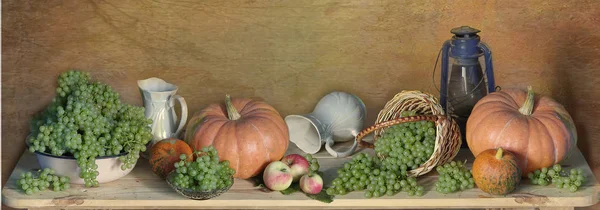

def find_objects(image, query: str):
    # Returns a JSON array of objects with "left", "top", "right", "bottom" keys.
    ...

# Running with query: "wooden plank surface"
[
  {"left": 2, "top": 141, "right": 599, "bottom": 210},
  {"left": 3, "top": 4, "right": 600, "bottom": 209}
]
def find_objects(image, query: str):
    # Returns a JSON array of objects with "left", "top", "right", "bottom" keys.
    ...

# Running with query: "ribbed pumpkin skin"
[
  {"left": 185, "top": 97, "right": 289, "bottom": 179},
  {"left": 466, "top": 88, "right": 577, "bottom": 176},
  {"left": 149, "top": 138, "right": 193, "bottom": 179},
  {"left": 472, "top": 148, "right": 521, "bottom": 195}
]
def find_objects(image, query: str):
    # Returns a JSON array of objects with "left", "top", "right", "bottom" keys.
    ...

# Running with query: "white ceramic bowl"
[{"left": 27, "top": 136, "right": 136, "bottom": 184}]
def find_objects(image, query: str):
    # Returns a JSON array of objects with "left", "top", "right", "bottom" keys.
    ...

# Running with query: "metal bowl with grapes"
[
  {"left": 25, "top": 135, "right": 139, "bottom": 184},
  {"left": 166, "top": 171, "right": 234, "bottom": 200}
]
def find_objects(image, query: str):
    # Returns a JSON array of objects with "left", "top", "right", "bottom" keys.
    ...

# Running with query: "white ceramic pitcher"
[
  {"left": 138, "top": 77, "right": 188, "bottom": 146},
  {"left": 285, "top": 91, "right": 366, "bottom": 158}
]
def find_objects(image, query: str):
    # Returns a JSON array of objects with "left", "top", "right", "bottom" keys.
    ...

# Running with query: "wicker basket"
[{"left": 355, "top": 90, "right": 462, "bottom": 177}]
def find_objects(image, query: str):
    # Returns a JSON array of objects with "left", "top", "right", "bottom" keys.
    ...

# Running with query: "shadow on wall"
[{"left": 550, "top": 25, "right": 596, "bottom": 158}]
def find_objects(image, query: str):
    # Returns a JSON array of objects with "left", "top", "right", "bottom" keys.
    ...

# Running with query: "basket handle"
[{"left": 356, "top": 115, "right": 444, "bottom": 149}]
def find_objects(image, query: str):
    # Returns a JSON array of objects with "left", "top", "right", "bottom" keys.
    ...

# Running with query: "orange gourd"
[
  {"left": 184, "top": 95, "right": 289, "bottom": 179},
  {"left": 472, "top": 147, "right": 521, "bottom": 195},
  {"left": 149, "top": 138, "right": 193, "bottom": 179},
  {"left": 466, "top": 86, "right": 577, "bottom": 176}
]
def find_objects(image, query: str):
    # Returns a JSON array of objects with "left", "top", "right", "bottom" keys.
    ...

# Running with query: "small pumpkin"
[
  {"left": 466, "top": 86, "right": 577, "bottom": 176},
  {"left": 185, "top": 95, "right": 289, "bottom": 179},
  {"left": 472, "top": 147, "right": 521, "bottom": 195},
  {"left": 149, "top": 138, "right": 193, "bottom": 179}
]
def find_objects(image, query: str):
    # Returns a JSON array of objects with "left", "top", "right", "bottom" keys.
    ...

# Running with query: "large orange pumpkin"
[
  {"left": 184, "top": 95, "right": 289, "bottom": 179},
  {"left": 466, "top": 86, "right": 577, "bottom": 176}
]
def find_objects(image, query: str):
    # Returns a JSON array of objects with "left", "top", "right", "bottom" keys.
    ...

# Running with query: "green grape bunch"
[
  {"left": 171, "top": 146, "right": 236, "bottom": 191},
  {"left": 374, "top": 111, "right": 436, "bottom": 173},
  {"left": 327, "top": 152, "right": 425, "bottom": 198},
  {"left": 27, "top": 70, "right": 153, "bottom": 187},
  {"left": 327, "top": 111, "right": 433, "bottom": 198},
  {"left": 529, "top": 164, "right": 587, "bottom": 192},
  {"left": 17, "top": 168, "right": 71, "bottom": 195},
  {"left": 434, "top": 161, "right": 475, "bottom": 194},
  {"left": 304, "top": 154, "right": 320, "bottom": 173}
]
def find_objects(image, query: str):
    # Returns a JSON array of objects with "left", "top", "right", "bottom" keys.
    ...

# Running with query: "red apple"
[
  {"left": 281, "top": 154, "right": 310, "bottom": 182},
  {"left": 299, "top": 173, "right": 323, "bottom": 194},
  {"left": 263, "top": 161, "right": 293, "bottom": 191}
]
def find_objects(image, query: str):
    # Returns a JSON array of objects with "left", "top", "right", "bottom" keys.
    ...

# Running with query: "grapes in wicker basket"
[
  {"left": 374, "top": 111, "right": 437, "bottom": 173},
  {"left": 327, "top": 111, "right": 433, "bottom": 198}
]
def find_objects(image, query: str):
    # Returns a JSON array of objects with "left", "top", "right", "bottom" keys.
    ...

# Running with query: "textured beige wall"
[{"left": 2, "top": 0, "right": 600, "bottom": 209}]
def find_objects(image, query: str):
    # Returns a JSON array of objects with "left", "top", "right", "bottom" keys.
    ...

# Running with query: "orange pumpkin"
[
  {"left": 472, "top": 147, "right": 521, "bottom": 195},
  {"left": 184, "top": 95, "right": 289, "bottom": 179},
  {"left": 466, "top": 86, "right": 577, "bottom": 176},
  {"left": 149, "top": 138, "right": 193, "bottom": 179}
]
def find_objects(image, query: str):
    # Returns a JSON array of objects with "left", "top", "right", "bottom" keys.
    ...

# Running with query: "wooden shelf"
[{"left": 2, "top": 141, "right": 599, "bottom": 210}]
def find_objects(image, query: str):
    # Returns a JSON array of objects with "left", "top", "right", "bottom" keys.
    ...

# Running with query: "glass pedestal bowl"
[{"left": 166, "top": 171, "right": 234, "bottom": 200}]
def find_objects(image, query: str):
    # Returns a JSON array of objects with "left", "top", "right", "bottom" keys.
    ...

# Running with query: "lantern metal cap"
[{"left": 451, "top": 26, "right": 481, "bottom": 37}]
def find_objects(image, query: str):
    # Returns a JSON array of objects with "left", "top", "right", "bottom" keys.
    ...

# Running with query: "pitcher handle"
[
  {"left": 173, "top": 95, "right": 188, "bottom": 138},
  {"left": 325, "top": 136, "right": 358, "bottom": 158}
]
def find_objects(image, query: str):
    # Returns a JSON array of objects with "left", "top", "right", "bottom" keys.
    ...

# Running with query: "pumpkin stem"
[
  {"left": 518, "top": 86, "right": 535, "bottom": 115},
  {"left": 225, "top": 94, "right": 241, "bottom": 120},
  {"left": 496, "top": 147, "right": 504, "bottom": 159}
]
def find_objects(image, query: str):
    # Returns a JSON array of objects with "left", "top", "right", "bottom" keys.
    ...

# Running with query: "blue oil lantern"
[{"left": 439, "top": 26, "right": 497, "bottom": 147}]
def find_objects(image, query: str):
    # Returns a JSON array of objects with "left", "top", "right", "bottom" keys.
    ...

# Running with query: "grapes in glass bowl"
[{"left": 166, "top": 146, "right": 236, "bottom": 200}]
